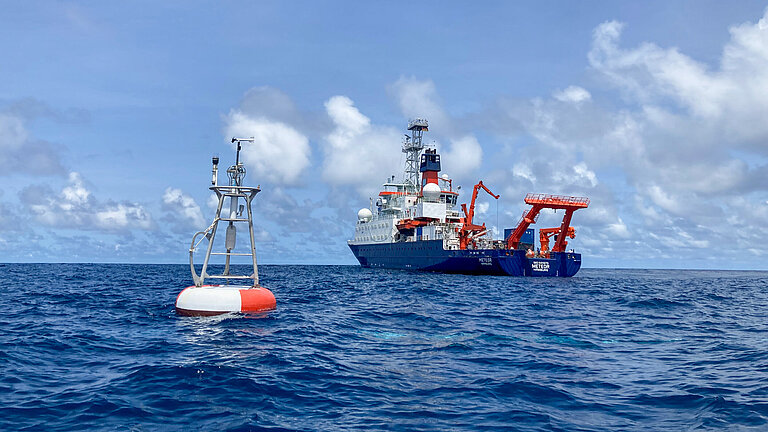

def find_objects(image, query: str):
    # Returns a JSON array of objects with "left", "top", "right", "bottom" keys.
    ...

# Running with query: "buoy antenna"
[{"left": 227, "top": 137, "right": 254, "bottom": 187}]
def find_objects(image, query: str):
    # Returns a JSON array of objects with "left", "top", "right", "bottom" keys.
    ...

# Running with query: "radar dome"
[
  {"left": 441, "top": 174, "right": 450, "bottom": 181},
  {"left": 357, "top": 208, "right": 373, "bottom": 222},
  {"left": 422, "top": 183, "right": 441, "bottom": 202}
]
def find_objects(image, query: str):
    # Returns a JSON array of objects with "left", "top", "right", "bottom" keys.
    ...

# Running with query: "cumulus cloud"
[
  {"left": 0, "top": 191, "right": 18, "bottom": 233},
  {"left": 21, "top": 172, "right": 153, "bottom": 231},
  {"left": 207, "top": 193, "right": 220, "bottom": 211},
  {"left": 93, "top": 204, "right": 152, "bottom": 231},
  {"left": 223, "top": 87, "right": 311, "bottom": 186},
  {"left": 236, "top": 86, "right": 301, "bottom": 125},
  {"left": 0, "top": 112, "right": 66, "bottom": 176},
  {"left": 512, "top": 163, "right": 536, "bottom": 183},
  {"left": 389, "top": 77, "right": 452, "bottom": 134},
  {"left": 544, "top": 162, "right": 600, "bottom": 191},
  {"left": 588, "top": 16, "right": 768, "bottom": 148},
  {"left": 321, "top": 95, "right": 403, "bottom": 194},
  {"left": 224, "top": 112, "right": 311, "bottom": 186},
  {"left": 584, "top": 16, "right": 768, "bottom": 200},
  {"left": 162, "top": 187, "right": 206, "bottom": 229},
  {"left": 442, "top": 135, "right": 483, "bottom": 179},
  {"left": 606, "top": 217, "right": 631, "bottom": 239},
  {"left": 475, "top": 202, "right": 490, "bottom": 216},
  {"left": 553, "top": 86, "right": 591, "bottom": 104},
  {"left": 389, "top": 77, "right": 485, "bottom": 182},
  {"left": 487, "top": 10, "right": 768, "bottom": 265}
]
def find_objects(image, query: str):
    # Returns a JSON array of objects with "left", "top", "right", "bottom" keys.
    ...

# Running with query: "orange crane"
[
  {"left": 538, "top": 226, "right": 576, "bottom": 258},
  {"left": 506, "top": 193, "right": 589, "bottom": 252},
  {"left": 459, "top": 181, "right": 499, "bottom": 249}
]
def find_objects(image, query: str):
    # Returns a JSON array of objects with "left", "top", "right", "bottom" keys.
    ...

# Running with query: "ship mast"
[{"left": 403, "top": 118, "right": 428, "bottom": 193}]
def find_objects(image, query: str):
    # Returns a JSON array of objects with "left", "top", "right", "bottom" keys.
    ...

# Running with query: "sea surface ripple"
[{"left": 1, "top": 264, "right": 768, "bottom": 431}]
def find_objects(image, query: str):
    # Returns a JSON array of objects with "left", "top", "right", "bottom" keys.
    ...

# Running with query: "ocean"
[{"left": 1, "top": 264, "right": 767, "bottom": 431}]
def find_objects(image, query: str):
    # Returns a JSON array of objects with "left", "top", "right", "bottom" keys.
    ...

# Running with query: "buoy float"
[
  {"left": 175, "top": 137, "right": 277, "bottom": 316},
  {"left": 176, "top": 285, "right": 276, "bottom": 316}
]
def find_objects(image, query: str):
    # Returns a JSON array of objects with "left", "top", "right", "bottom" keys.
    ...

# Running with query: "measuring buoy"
[
  {"left": 175, "top": 285, "right": 276, "bottom": 316},
  {"left": 178, "top": 137, "right": 277, "bottom": 318}
]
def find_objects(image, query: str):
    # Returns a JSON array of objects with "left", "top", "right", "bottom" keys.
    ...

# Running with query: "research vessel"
[{"left": 347, "top": 118, "right": 589, "bottom": 277}]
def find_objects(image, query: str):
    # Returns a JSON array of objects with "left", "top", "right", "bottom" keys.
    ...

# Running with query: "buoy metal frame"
[
  {"left": 189, "top": 184, "right": 261, "bottom": 287},
  {"left": 176, "top": 137, "right": 276, "bottom": 316}
]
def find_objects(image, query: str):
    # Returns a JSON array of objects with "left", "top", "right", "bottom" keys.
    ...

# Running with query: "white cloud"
[
  {"left": 573, "top": 163, "right": 598, "bottom": 187},
  {"left": 223, "top": 111, "right": 311, "bottom": 186},
  {"left": 162, "top": 187, "right": 206, "bottom": 228},
  {"left": 236, "top": 86, "right": 301, "bottom": 125},
  {"left": 325, "top": 95, "right": 370, "bottom": 136},
  {"left": 496, "top": 10, "right": 768, "bottom": 256},
  {"left": 606, "top": 217, "right": 631, "bottom": 239},
  {"left": 475, "top": 202, "right": 490, "bottom": 216},
  {"left": 442, "top": 135, "right": 483, "bottom": 179},
  {"left": 321, "top": 95, "right": 403, "bottom": 194},
  {"left": 389, "top": 77, "right": 484, "bottom": 182},
  {"left": 0, "top": 111, "right": 65, "bottom": 176},
  {"left": 649, "top": 228, "right": 710, "bottom": 249},
  {"left": 485, "top": 11, "right": 768, "bottom": 263},
  {"left": 553, "top": 86, "right": 591, "bottom": 104},
  {"left": 223, "top": 87, "right": 311, "bottom": 187},
  {"left": 22, "top": 172, "right": 153, "bottom": 231},
  {"left": 60, "top": 172, "right": 90, "bottom": 207},
  {"left": 552, "top": 162, "right": 599, "bottom": 189},
  {"left": 588, "top": 14, "right": 768, "bottom": 148},
  {"left": 207, "top": 193, "right": 220, "bottom": 210},
  {"left": 94, "top": 204, "right": 152, "bottom": 231},
  {"left": 583, "top": 16, "right": 768, "bottom": 204},
  {"left": 512, "top": 163, "right": 536, "bottom": 183},
  {"left": 0, "top": 114, "right": 27, "bottom": 153},
  {"left": 389, "top": 77, "right": 451, "bottom": 133}
]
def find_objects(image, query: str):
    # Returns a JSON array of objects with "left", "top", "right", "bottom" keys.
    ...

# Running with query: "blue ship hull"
[{"left": 349, "top": 240, "right": 582, "bottom": 277}]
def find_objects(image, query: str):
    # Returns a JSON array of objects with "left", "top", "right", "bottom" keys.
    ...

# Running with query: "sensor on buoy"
[{"left": 175, "top": 137, "right": 276, "bottom": 316}]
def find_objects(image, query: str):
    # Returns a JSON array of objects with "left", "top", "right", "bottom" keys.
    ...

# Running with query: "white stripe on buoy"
[{"left": 175, "top": 285, "right": 276, "bottom": 316}]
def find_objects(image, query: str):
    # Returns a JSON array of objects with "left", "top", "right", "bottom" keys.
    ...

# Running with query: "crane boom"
[
  {"left": 459, "top": 180, "right": 500, "bottom": 249},
  {"left": 539, "top": 226, "right": 576, "bottom": 258},
  {"left": 461, "top": 181, "right": 500, "bottom": 225}
]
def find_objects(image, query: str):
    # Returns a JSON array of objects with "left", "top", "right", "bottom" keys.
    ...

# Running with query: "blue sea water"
[{"left": 1, "top": 264, "right": 767, "bottom": 431}]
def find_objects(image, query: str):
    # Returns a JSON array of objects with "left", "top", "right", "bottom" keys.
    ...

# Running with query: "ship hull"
[{"left": 348, "top": 240, "right": 581, "bottom": 277}]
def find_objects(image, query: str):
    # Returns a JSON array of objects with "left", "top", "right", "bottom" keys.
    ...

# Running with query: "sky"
[{"left": 2, "top": 1, "right": 768, "bottom": 269}]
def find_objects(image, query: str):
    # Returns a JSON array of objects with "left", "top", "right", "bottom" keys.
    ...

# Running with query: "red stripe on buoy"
[{"left": 239, "top": 287, "right": 276, "bottom": 312}]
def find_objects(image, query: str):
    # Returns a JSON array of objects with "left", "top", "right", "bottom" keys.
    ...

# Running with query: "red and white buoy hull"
[{"left": 175, "top": 285, "right": 276, "bottom": 316}]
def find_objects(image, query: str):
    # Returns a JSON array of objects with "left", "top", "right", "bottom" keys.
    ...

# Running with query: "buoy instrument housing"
[{"left": 175, "top": 137, "right": 276, "bottom": 316}]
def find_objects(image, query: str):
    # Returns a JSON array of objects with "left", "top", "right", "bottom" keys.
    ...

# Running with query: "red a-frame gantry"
[{"left": 506, "top": 193, "right": 590, "bottom": 252}]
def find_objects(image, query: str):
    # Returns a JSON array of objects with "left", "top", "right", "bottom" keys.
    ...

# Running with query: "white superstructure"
[{"left": 348, "top": 119, "right": 496, "bottom": 251}]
